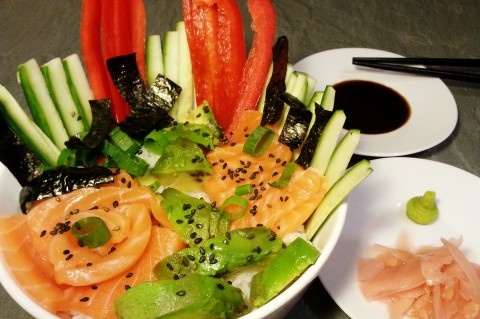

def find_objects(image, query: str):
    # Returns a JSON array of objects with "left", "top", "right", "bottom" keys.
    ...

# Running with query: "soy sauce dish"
[{"left": 294, "top": 48, "right": 458, "bottom": 157}]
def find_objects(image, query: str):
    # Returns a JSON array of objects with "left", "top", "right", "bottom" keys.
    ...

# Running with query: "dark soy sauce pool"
[{"left": 332, "top": 80, "right": 411, "bottom": 134}]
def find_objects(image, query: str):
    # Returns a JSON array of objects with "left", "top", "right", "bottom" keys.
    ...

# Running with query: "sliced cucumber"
[
  {"left": 305, "top": 73, "right": 317, "bottom": 105},
  {"left": 0, "top": 84, "right": 60, "bottom": 167},
  {"left": 320, "top": 85, "right": 336, "bottom": 111},
  {"left": 174, "top": 21, "right": 194, "bottom": 122},
  {"left": 42, "top": 57, "right": 85, "bottom": 136},
  {"left": 310, "top": 110, "right": 346, "bottom": 175},
  {"left": 324, "top": 129, "right": 361, "bottom": 189},
  {"left": 290, "top": 71, "right": 308, "bottom": 103},
  {"left": 18, "top": 58, "right": 69, "bottom": 149},
  {"left": 305, "top": 159, "right": 372, "bottom": 239},
  {"left": 62, "top": 54, "right": 93, "bottom": 130},
  {"left": 307, "top": 91, "right": 324, "bottom": 112},
  {"left": 162, "top": 30, "right": 180, "bottom": 84},
  {"left": 146, "top": 34, "right": 164, "bottom": 86}
]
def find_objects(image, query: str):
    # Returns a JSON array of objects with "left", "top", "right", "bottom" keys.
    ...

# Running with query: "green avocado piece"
[
  {"left": 161, "top": 187, "right": 229, "bottom": 246},
  {"left": 115, "top": 274, "right": 246, "bottom": 319},
  {"left": 187, "top": 102, "right": 225, "bottom": 143},
  {"left": 154, "top": 226, "right": 285, "bottom": 280},
  {"left": 250, "top": 237, "right": 320, "bottom": 307},
  {"left": 151, "top": 138, "right": 213, "bottom": 175}
]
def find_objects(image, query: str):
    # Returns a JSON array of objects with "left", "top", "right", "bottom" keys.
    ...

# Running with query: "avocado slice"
[
  {"left": 249, "top": 237, "right": 320, "bottom": 307},
  {"left": 161, "top": 187, "right": 229, "bottom": 246},
  {"left": 115, "top": 274, "right": 246, "bottom": 319},
  {"left": 154, "top": 226, "right": 285, "bottom": 280}
]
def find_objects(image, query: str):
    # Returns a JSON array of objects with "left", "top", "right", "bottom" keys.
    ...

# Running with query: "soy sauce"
[{"left": 333, "top": 80, "right": 411, "bottom": 134}]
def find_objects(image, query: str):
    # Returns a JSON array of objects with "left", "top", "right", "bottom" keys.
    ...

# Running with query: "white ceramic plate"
[
  {"left": 319, "top": 157, "right": 480, "bottom": 318},
  {"left": 294, "top": 48, "right": 458, "bottom": 157}
]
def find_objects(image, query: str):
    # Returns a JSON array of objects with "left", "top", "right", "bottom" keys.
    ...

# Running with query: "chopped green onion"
[
  {"left": 234, "top": 184, "right": 253, "bottom": 196},
  {"left": 109, "top": 126, "right": 142, "bottom": 155},
  {"left": 102, "top": 140, "right": 149, "bottom": 176},
  {"left": 221, "top": 195, "right": 248, "bottom": 220},
  {"left": 71, "top": 216, "right": 111, "bottom": 248},
  {"left": 269, "top": 162, "right": 297, "bottom": 189},
  {"left": 57, "top": 148, "right": 76, "bottom": 167},
  {"left": 243, "top": 126, "right": 275, "bottom": 156}
]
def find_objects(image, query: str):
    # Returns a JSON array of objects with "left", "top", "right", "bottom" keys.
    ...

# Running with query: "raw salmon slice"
[{"left": 204, "top": 110, "right": 327, "bottom": 237}]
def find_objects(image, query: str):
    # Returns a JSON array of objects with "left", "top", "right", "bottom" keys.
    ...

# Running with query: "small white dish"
[
  {"left": 294, "top": 48, "right": 458, "bottom": 157},
  {"left": 319, "top": 157, "right": 480, "bottom": 319}
]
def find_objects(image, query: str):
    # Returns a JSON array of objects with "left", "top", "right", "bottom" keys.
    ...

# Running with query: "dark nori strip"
[
  {"left": 0, "top": 116, "right": 43, "bottom": 186},
  {"left": 65, "top": 99, "right": 112, "bottom": 149},
  {"left": 278, "top": 93, "right": 312, "bottom": 150},
  {"left": 295, "top": 103, "right": 333, "bottom": 169},
  {"left": 19, "top": 166, "right": 114, "bottom": 213},
  {"left": 260, "top": 36, "right": 289, "bottom": 126},
  {"left": 106, "top": 53, "right": 181, "bottom": 138}
]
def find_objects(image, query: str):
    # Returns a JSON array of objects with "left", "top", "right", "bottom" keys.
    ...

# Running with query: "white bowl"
[{"left": 0, "top": 161, "right": 347, "bottom": 319}]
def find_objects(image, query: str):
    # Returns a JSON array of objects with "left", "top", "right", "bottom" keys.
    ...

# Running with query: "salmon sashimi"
[
  {"left": 0, "top": 171, "right": 186, "bottom": 319},
  {"left": 357, "top": 238, "right": 480, "bottom": 319},
  {"left": 204, "top": 110, "right": 327, "bottom": 237}
]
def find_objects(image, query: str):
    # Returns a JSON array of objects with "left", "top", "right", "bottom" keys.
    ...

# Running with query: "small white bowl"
[{"left": 0, "top": 162, "right": 347, "bottom": 319}]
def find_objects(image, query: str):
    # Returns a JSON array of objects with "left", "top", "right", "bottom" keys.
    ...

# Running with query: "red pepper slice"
[
  {"left": 227, "top": 0, "right": 276, "bottom": 136},
  {"left": 183, "top": 0, "right": 246, "bottom": 131},
  {"left": 80, "top": 0, "right": 111, "bottom": 100},
  {"left": 129, "top": 0, "right": 147, "bottom": 82},
  {"left": 101, "top": 0, "right": 132, "bottom": 123}
]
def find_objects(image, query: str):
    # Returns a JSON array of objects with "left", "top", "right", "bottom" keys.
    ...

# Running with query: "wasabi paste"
[{"left": 406, "top": 191, "right": 439, "bottom": 225}]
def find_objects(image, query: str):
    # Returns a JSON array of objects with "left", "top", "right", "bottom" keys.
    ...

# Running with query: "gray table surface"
[{"left": 1, "top": 0, "right": 479, "bottom": 318}]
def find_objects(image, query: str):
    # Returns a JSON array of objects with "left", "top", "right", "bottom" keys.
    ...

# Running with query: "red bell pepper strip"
[
  {"left": 80, "top": 0, "right": 111, "bottom": 100},
  {"left": 183, "top": 0, "right": 246, "bottom": 131},
  {"left": 129, "top": 0, "right": 147, "bottom": 82},
  {"left": 183, "top": 1, "right": 223, "bottom": 125},
  {"left": 227, "top": 0, "right": 276, "bottom": 136},
  {"left": 101, "top": 0, "right": 133, "bottom": 123}
]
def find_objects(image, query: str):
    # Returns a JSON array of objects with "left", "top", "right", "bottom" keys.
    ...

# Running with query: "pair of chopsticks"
[{"left": 352, "top": 57, "right": 480, "bottom": 83}]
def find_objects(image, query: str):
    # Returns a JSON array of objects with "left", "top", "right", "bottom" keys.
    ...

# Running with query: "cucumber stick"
[
  {"left": 0, "top": 85, "right": 60, "bottom": 167},
  {"left": 305, "top": 159, "right": 373, "bottom": 240},
  {"left": 324, "top": 129, "right": 361, "bottom": 189},
  {"left": 146, "top": 34, "right": 164, "bottom": 86},
  {"left": 18, "top": 58, "right": 69, "bottom": 149},
  {"left": 310, "top": 110, "right": 346, "bottom": 175},
  {"left": 42, "top": 57, "right": 85, "bottom": 136},
  {"left": 62, "top": 54, "right": 93, "bottom": 129},
  {"left": 162, "top": 30, "right": 180, "bottom": 85},
  {"left": 320, "top": 85, "right": 336, "bottom": 111},
  {"left": 174, "top": 21, "right": 194, "bottom": 122}
]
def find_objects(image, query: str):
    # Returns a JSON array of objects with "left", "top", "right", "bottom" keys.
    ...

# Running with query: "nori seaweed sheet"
[
  {"left": 261, "top": 36, "right": 289, "bottom": 126},
  {"left": 106, "top": 53, "right": 181, "bottom": 138},
  {"left": 278, "top": 93, "right": 312, "bottom": 150},
  {"left": 0, "top": 115, "right": 43, "bottom": 186},
  {"left": 19, "top": 166, "right": 114, "bottom": 213}
]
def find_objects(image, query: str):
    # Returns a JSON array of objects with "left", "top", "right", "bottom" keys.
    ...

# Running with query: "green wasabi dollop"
[{"left": 406, "top": 191, "right": 439, "bottom": 225}]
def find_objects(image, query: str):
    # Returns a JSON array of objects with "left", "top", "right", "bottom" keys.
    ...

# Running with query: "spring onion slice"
[
  {"left": 243, "top": 126, "right": 275, "bottom": 156},
  {"left": 269, "top": 162, "right": 297, "bottom": 189},
  {"left": 221, "top": 195, "right": 248, "bottom": 220},
  {"left": 71, "top": 216, "right": 111, "bottom": 248},
  {"left": 234, "top": 184, "right": 253, "bottom": 196},
  {"left": 109, "top": 126, "right": 142, "bottom": 155}
]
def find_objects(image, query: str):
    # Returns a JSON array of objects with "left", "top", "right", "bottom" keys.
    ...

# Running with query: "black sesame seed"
[
  {"left": 183, "top": 203, "right": 192, "bottom": 210},
  {"left": 113, "top": 200, "right": 119, "bottom": 208},
  {"left": 225, "top": 232, "right": 231, "bottom": 240},
  {"left": 199, "top": 247, "right": 206, "bottom": 255},
  {"left": 86, "top": 262, "right": 92, "bottom": 266},
  {"left": 92, "top": 285, "right": 98, "bottom": 290},
  {"left": 199, "top": 255, "right": 206, "bottom": 263},
  {"left": 217, "top": 283, "right": 225, "bottom": 290},
  {"left": 176, "top": 219, "right": 184, "bottom": 224},
  {"left": 194, "top": 237, "right": 203, "bottom": 244},
  {"left": 176, "top": 290, "right": 186, "bottom": 296},
  {"left": 247, "top": 233, "right": 255, "bottom": 240},
  {"left": 40, "top": 230, "right": 47, "bottom": 237},
  {"left": 196, "top": 224, "right": 204, "bottom": 229},
  {"left": 126, "top": 272, "right": 133, "bottom": 278},
  {"left": 246, "top": 255, "right": 254, "bottom": 262},
  {"left": 167, "top": 263, "right": 174, "bottom": 271},
  {"left": 63, "top": 249, "right": 70, "bottom": 255},
  {"left": 80, "top": 297, "right": 89, "bottom": 302},
  {"left": 190, "top": 232, "right": 197, "bottom": 239},
  {"left": 65, "top": 254, "right": 74, "bottom": 261},
  {"left": 125, "top": 285, "right": 131, "bottom": 290},
  {"left": 187, "top": 255, "right": 196, "bottom": 261}
]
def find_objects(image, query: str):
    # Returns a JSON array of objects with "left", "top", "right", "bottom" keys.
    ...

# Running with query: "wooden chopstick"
[{"left": 352, "top": 57, "right": 480, "bottom": 83}]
